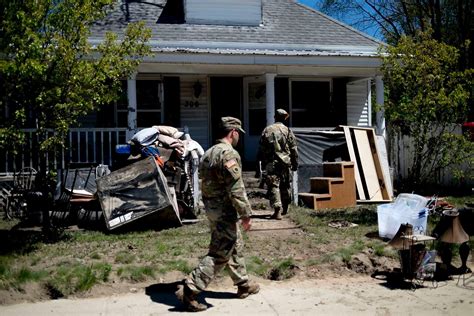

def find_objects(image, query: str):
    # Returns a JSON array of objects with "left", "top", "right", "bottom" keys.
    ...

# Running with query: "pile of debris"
[{"left": 49, "top": 125, "right": 203, "bottom": 231}]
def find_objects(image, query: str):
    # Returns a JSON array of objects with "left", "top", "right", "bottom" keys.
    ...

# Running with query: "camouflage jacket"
[
  {"left": 258, "top": 122, "right": 298, "bottom": 170},
  {"left": 199, "top": 140, "right": 252, "bottom": 220}
]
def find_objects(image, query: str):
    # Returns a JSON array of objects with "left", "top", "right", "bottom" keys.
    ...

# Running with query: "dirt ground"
[
  {"left": 0, "top": 204, "right": 401, "bottom": 306},
  {"left": 2, "top": 274, "right": 474, "bottom": 315},
  {"left": 1, "top": 178, "right": 472, "bottom": 311}
]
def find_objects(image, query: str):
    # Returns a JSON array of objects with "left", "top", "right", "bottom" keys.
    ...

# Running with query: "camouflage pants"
[
  {"left": 265, "top": 162, "right": 291, "bottom": 211},
  {"left": 185, "top": 217, "right": 249, "bottom": 293}
]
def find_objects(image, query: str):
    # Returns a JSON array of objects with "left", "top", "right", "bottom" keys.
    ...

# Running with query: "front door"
[
  {"left": 209, "top": 77, "right": 243, "bottom": 151},
  {"left": 243, "top": 77, "right": 267, "bottom": 163}
]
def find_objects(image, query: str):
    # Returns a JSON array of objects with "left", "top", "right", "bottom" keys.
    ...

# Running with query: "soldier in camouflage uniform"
[
  {"left": 257, "top": 109, "right": 298, "bottom": 220},
  {"left": 176, "top": 117, "right": 260, "bottom": 312}
]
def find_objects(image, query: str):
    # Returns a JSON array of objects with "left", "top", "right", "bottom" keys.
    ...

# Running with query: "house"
[
  {"left": 90, "top": 0, "right": 385, "bottom": 161},
  {"left": 2, "top": 0, "right": 386, "bottom": 173}
]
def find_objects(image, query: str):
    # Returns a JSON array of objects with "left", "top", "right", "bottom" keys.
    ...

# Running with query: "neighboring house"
[{"left": 1, "top": 0, "right": 386, "bottom": 173}]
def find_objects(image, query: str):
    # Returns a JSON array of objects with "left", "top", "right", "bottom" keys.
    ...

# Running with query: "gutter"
[{"left": 88, "top": 39, "right": 381, "bottom": 57}]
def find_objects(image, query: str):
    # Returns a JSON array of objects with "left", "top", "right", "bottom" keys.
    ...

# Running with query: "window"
[
  {"left": 136, "top": 80, "right": 163, "bottom": 127},
  {"left": 290, "top": 80, "right": 331, "bottom": 127},
  {"left": 116, "top": 80, "right": 163, "bottom": 128}
]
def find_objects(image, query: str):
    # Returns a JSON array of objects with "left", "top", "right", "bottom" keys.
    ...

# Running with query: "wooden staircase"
[{"left": 298, "top": 161, "right": 356, "bottom": 210}]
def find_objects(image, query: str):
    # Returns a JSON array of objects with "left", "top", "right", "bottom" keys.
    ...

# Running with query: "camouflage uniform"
[
  {"left": 258, "top": 115, "right": 298, "bottom": 215},
  {"left": 185, "top": 139, "right": 252, "bottom": 293}
]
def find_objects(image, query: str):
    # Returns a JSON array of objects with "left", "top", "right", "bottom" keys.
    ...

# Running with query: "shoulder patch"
[{"left": 224, "top": 158, "right": 241, "bottom": 180}]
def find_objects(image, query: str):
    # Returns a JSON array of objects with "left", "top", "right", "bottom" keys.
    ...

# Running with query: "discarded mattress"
[{"left": 96, "top": 157, "right": 181, "bottom": 230}]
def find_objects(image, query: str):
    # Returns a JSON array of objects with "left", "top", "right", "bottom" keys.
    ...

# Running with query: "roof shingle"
[{"left": 91, "top": 0, "right": 382, "bottom": 56}]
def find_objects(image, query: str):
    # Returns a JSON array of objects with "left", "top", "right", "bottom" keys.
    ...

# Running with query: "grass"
[
  {"left": 0, "top": 194, "right": 471, "bottom": 300},
  {"left": 117, "top": 265, "right": 155, "bottom": 282},
  {"left": 0, "top": 218, "right": 211, "bottom": 298},
  {"left": 0, "top": 260, "right": 48, "bottom": 290},
  {"left": 268, "top": 257, "right": 297, "bottom": 280},
  {"left": 115, "top": 251, "right": 136, "bottom": 264},
  {"left": 47, "top": 263, "right": 97, "bottom": 295},
  {"left": 246, "top": 256, "right": 271, "bottom": 277}
]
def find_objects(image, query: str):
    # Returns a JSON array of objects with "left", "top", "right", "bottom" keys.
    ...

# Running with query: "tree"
[
  {"left": 317, "top": 0, "right": 473, "bottom": 70},
  {"left": 0, "top": 0, "right": 151, "bottom": 165},
  {"left": 380, "top": 32, "right": 474, "bottom": 191}
]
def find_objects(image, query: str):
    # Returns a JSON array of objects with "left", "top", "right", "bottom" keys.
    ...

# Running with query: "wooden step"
[
  {"left": 309, "top": 177, "right": 343, "bottom": 194},
  {"left": 299, "top": 161, "right": 356, "bottom": 210},
  {"left": 298, "top": 192, "right": 331, "bottom": 209},
  {"left": 323, "top": 162, "right": 344, "bottom": 178}
]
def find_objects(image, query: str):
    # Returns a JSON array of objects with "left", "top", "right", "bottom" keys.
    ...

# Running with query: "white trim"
[
  {"left": 375, "top": 76, "right": 385, "bottom": 138},
  {"left": 265, "top": 73, "right": 276, "bottom": 126},
  {"left": 137, "top": 63, "right": 381, "bottom": 78},
  {"left": 367, "top": 79, "right": 372, "bottom": 127},
  {"left": 89, "top": 39, "right": 380, "bottom": 56},
  {"left": 139, "top": 53, "right": 382, "bottom": 68},
  {"left": 127, "top": 77, "right": 137, "bottom": 140}
]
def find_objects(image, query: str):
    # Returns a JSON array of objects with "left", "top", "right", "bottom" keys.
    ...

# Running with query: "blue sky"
[{"left": 297, "top": 0, "right": 382, "bottom": 40}]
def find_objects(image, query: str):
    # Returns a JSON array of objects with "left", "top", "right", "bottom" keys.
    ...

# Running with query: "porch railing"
[{"left": 1, "top": 128, "right": 127, "bottom": 175}]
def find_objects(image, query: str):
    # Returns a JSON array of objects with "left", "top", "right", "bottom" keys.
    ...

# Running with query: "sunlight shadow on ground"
[{"left": 145, "top": 282, "right": 236, "bottom": 312}]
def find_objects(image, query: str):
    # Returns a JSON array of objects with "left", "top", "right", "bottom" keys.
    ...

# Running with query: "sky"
[{"left": 297, "top": 0, "right": 383, "bottom": 40}]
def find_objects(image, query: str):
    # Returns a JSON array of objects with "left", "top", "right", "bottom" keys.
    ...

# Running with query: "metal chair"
[
  {"left": 51, "top": 165, "right": 96, "bottom": 226},
  {"left": 5, "top": 167, "right": 37, "bottom": 219}
]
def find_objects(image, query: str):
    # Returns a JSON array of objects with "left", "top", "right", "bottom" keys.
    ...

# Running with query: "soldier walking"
[
  {"left": 257, "top": 109, "right": 298, "bottom": 220},
  {"left": 176, "top": 117, "right": 260, "bottom": 312}
]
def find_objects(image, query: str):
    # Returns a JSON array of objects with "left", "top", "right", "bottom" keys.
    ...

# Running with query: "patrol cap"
[
  {"left": 275, "top": 108, "right": 289, "bottom": 120},
  {"left": 220, "top": 116, "right": 245, "bottom": 134}
]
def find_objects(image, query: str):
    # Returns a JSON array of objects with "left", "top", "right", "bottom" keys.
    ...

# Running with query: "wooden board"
[
  {"left": 353, "top": 129, "right": 383, "bottom": 200},
  {"left": 342, "top": 126, "right": 365, "bottom": 199},
  {"left": 336, "top": 125, "right": 391, "bottom": 202}
]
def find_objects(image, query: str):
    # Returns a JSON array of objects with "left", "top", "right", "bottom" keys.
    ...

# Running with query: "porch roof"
[{"left": 90, "top": 0, "right": 384, "bottom": 58}]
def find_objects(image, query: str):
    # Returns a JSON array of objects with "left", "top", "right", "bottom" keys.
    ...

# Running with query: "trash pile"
[
  {"left": 51, "top": 125, "right": 204, "bottom": 231},
  {"left": 377, "top": 193, "right": 429, "bottom": 239}
]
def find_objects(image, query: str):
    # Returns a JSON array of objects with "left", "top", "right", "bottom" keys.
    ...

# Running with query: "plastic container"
[
  {"left": 392, "top": 193, "right": 428, "bottom": 213},
  {"left": 377, "top": 194, "right": 429, "bottom": 239}
]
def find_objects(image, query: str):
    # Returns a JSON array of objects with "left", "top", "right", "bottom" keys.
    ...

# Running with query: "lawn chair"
[
  {"left": 5, "top": 167, "right": 37, "bottom": 220},
  {"left": 51, "top": 165, "right": 97, "bottom": 227}
]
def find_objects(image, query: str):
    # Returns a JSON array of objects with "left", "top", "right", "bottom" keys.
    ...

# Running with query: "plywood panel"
[
  {"left": 376, "top": 135, "right": 393, "bottom": 199},
  {"left": 353, "top": 129, "right": 383, "bottom": 200},
  {"left": 342, "top": 126, "right": 365, "bottom": 200}
]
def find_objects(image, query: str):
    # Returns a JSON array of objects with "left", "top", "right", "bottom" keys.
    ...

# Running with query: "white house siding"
[
  {"left": 180, "top": 75, "right": 209, "bottom": 149},
  {"left": 346, "top": 79, "right": 370, "bottom": 127},
  {"left": 185, "top": 0, "right": 262, "bottom": 26}
]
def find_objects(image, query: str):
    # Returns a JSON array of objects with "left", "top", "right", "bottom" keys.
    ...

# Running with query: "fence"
[
  {"left": 1, "top": 128, "right": 127, "bottom": 175},
  {"left": 389, "top": 124, "right": 473, "bottom": 187}
]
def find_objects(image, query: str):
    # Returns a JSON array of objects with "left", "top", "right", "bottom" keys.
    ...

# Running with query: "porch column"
[
  {"left": 375, "top": 75, "right": 386, "bottom": 139},
  {"left": 265, "top": 73, "right": 276, "bottom": 125},
  {"left": 126, "top": 74, "right": 138, "bottom": 140}
]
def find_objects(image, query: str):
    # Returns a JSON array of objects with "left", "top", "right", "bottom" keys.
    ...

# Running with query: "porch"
[{"left": 1, "top": 128, "right": 127, "bottom": 176}]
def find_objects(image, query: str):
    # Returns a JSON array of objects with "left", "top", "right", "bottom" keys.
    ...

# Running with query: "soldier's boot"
[
  {"left": 236, "top": 280, "right": 260, "bottom": 299},
  {"left": 175, "top": 284, "right": 207, "bottom": 312},
  {"left": 281, "top": 203, "right": 289, "bottom": 216},
  {"left": 270, "top": 207, "right": 282, "bottom": 220}
]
